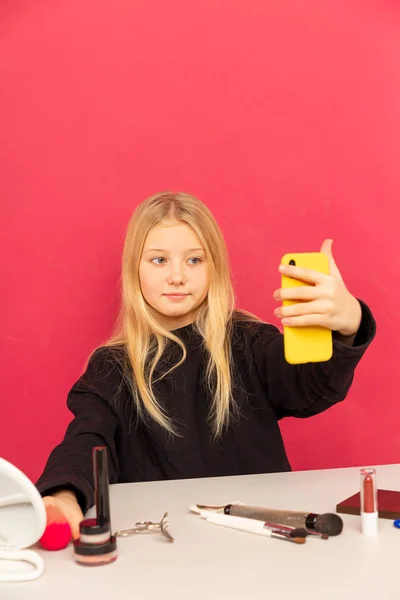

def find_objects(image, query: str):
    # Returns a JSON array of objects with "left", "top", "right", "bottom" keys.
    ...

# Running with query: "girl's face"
[{"left": 139, "top": 220, "right": 209, "bottom": 330}]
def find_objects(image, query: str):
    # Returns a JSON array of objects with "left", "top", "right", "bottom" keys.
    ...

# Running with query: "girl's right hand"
[{"left": 43, "top": 490, "right": 84, "bottom": 541}]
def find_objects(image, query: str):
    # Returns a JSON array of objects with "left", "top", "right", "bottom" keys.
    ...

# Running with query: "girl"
[{"left": 36, "top": 191, "right": 375, "bottom": 539}]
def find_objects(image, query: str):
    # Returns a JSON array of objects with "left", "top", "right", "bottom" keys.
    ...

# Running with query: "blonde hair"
[{"left": 103, "top": 191, "right": 259, "bottom": 437}]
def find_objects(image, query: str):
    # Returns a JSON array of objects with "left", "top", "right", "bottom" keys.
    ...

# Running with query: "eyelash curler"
[{"left": 114, "top": 512, "right": 174, "bottom": 543}]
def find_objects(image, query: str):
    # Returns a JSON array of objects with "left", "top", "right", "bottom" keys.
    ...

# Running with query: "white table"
[{"left": 3, "top": 464, "right": 400, "bottom": 600}]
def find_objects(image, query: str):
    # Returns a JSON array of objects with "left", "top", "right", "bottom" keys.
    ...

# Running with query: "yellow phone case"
[{"left": 280, "top": 252, "right": 333, "bottom": 364}]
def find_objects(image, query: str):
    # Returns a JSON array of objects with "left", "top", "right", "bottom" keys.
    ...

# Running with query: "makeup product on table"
[
  {"left": 193, "top": 502, "right": 343, "bottom": 536},
  {"left": 360, "top": 468, "right": 378, "bottom": 536},
  {"left": 337, "top": 489, "right": 400, "bottom": 521},
  {"left": 114, "top": 512, "right": 174, "bottom": 543},
  {"left": 198, "top": 510, "right": 327, "bottom": 540},
  {"left": 93, "top": 446, "right": 111, "bottom": 529},
  {"left": 73, "top": 534, "right": 117, "bottom": 566},
  {"left": 262, "top": 521, "right": 328, "bottom": 540},
  {"left": 79, "top": 519, "right": 112, "bottom": 545},
  {"left": 225, "top": 504, "right": 342, "bottom": 535},
  {"left": 73, "top": 447, "right": 117, "bottom": 566},
  {"left": 204, "top": 512, "right": 306, "bottom": 544}
]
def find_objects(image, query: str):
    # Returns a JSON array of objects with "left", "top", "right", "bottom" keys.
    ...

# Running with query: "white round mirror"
[{"left": 0, "top": 457, "right": 47, "bottom": 582}]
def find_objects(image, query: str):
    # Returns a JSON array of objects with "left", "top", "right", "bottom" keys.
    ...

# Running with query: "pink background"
[{"left": 1, "top": 0, "right": 399, "bottom": 481}]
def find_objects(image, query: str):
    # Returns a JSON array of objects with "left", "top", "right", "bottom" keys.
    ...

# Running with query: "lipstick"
[{"left": 360, "top": 467, "right": 378, "bottom": 536}]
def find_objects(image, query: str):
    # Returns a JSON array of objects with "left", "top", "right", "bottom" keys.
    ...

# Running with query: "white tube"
[{"left": 205, "top": 512, "right": 278, "bottom": 538}]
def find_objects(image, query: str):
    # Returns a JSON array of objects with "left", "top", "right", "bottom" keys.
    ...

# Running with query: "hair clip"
[{"left": 114, "top": 512, "right": 174, "bottom": 543}]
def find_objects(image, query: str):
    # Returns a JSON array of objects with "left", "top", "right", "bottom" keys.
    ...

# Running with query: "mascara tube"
[
  {"left": 360, "top": 467, "right": 378, "bottom": 536},
  {"left": 93, "top": 446, "right": 111, "bottom": 529},
  {"left": 73, "top": 446, "right": 117, "bottom": 566}
]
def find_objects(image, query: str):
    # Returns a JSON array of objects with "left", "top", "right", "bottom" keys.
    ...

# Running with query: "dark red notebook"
[{"left": 336, "top": 489, "right": 400, "bottom": 519}]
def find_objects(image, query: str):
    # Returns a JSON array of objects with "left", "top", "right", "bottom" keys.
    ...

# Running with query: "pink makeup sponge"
[{"left": 39, "top": 504, "right": 72, "bottom": 550}]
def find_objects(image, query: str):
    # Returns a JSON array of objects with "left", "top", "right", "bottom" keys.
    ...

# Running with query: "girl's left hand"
[{"left": 273, "top": 239, "right": 362, "bottom": 337}]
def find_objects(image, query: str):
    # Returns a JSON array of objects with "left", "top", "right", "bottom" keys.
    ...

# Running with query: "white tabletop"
[{"left": 2, "top": 464, "right": 400, "bottom": 600}]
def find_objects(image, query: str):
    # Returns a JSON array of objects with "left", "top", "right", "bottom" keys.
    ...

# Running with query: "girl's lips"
[{"left": 163, "top": 294, "right": 189, "bottom": 300}]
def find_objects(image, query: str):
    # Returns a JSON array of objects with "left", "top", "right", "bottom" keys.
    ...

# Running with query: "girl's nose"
[{"left": 167, "top": 265, "right": 186, "bottom": 285}]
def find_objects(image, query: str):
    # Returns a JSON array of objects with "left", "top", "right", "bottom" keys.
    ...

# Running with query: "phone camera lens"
[{"left": 289, "top": 259, "right": 296, "bottom": 266}]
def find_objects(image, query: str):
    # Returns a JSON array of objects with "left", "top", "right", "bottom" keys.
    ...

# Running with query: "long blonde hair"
[{"left": 103, "top": 191, "right": 259, "bottom": 437}]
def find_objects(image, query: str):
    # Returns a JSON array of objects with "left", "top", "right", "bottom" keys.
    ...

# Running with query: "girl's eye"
[
  {"left": 150, "top": 257, "right": 202, "bottom": 265},
  {"left": 151, "top": 257, "right": 166, "bottom": 265}
]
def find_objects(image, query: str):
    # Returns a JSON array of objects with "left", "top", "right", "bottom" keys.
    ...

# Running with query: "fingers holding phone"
[
  {"left": 273, "top": 242, "right": 362, "bottom": 364},
  {"left": 275, "top": 251, "right": 333, "bottom": 364}
]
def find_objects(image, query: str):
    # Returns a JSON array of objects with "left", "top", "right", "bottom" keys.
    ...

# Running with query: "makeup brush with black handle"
[{"left": 223, "top": 504, "right": 343, "bottom": 536}]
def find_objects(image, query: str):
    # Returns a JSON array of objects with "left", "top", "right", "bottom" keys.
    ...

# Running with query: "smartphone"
[{"left": 280, "top": 252, "right": 332, "bottom": 364}]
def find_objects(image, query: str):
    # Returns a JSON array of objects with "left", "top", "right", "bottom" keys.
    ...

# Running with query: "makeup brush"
[
  {"left": 193, "top": 503, "right": 342, "bottom": 536},
  {"left": 204, "top": 513, "right": 306, "bottom": 544},
  {"left": 225, "top": 504, "right": 342, "bottom": 536},
  {"left": 262, "top": 521, "right": 329, "bottom": 540}
]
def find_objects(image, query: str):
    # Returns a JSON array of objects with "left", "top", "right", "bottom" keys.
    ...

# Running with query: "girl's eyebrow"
[{"left": 143, "top": 248, "right": 205, "bottom": 254}]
